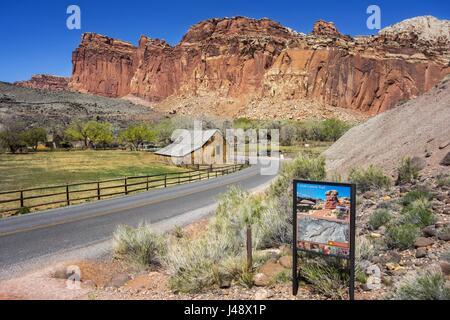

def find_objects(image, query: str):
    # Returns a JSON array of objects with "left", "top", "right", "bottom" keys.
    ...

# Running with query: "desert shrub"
[
  {"left": 396, "top": 157, "right": 421, "bottom": 185},
  {"left": 172, "top": 225, "right": 184, "bottom": 239},
  {"left": 304, "top": 119, "right": 352, "bottom": 142},
  {"left": 299, "top": 258, "right": 349, "bottom": 299},
  {"left": 254, "top": 199, "right": 292, "bottom": 247},
  {"left": 401, "top": 187, "right": 432, "bottom": 206},
  {"left": 391, "top": 268, "right": 450, "bottom": 300},
  {"left": 220, "top": 253, "right": 270, "bottom": 289},
  {"left": 356, "top": 236, "right": 376, "bottom": 263},
  {"left": 401, "top": 198, "right": 435, "bottom": 228},
  {"left": 272, "top": 269, "right": 291, "bottom": 284},
  {"left": 436, "top": 174, "right": 450, "bottom": 187},
  {"left": 14, "top": 206, "right": 31, "bottom": 216},
  {"left": 164, "top": 231, "right": 242, "bottom": 293},
  {"left": 385, "top": 224, "right": 420, "bottom": 250},
  {"left": 165, "top": 187, "right": 255, "bottom": 293},
  {"left": 269, "top": 155, "right": 326, "bottom": 199},
  {"left": 113, "top": 223, "right": 167, "bottom": 269},
  {"left": 318, "top": 119, "right": 352, "bottom": 142},
  {"left": 368, "top": 209, "right": 392, "bottom": 230},
  {"left": 349, "top": 165, "right": 392, "bottom": 193},
  {"left": 165, "top": 235, "right": 226, "bottom": 293}
]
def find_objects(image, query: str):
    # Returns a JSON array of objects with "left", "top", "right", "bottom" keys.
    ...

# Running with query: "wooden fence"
[{"left": 0, "top": 164, "right": 246, "bottom": 216}]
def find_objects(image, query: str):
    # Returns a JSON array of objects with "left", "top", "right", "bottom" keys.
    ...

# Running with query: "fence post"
[
  {"left": 97, "top": 182, "right": 101, "bottom": 200},
  {"left": 66, "top": 185, "right": 70, "bottom": 206},
  {"left": 125, "top": 178, "right": 128, "bottom": 195},
  {"left": 207, "top": 171, "right": 210, "bottom": 179},
  {"left": 198, "top": 171, "right": 201, "bottom": 181},
  {"left": 146, "top": 176, "right": 149, "bottom": 191},
  {"left": 164, "top": 174, "right": 167, "bottom": 188},
  {"left": 20, "top": 191, "right": 24, "bottom": 208},
  {"left": 178, "top": 174, "right": 181, "bottom": 185}
]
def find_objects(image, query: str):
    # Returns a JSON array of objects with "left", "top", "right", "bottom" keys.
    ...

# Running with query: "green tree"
[
  {"left": 22, "top": 127, "right": 47, "bottom": 151},
  {"left": 154, "top": 118, "right": 176, "bottom": 145},
  {"left": 85, "top": 121, "right": 113, "bottom": 146},
  {"left": 64, "top": 121, "right": 90, "bottom": 148},
  {"left": 0, "top": 121, "right": 26, "bottom": 154},
  {"left": 64, "top": 121, "right": 113, "bottom": 148},
  {"left": 319, "top": 119, "right": 351, "bottom": 142},
  {"left": 119, "top": 123, "right": 156, "bottom": 150}
]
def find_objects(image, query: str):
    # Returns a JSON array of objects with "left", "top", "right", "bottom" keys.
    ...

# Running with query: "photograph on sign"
[{"left": 296, "top": 182, "right": 352, "bottom": 258}]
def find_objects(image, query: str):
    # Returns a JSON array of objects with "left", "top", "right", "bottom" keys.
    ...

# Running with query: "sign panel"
[
  {"left": 292, "top": 180, "right": 356, "bottom": 300},
  {"left": 296, "top": 182, "right": 351, "bottom": 258}
]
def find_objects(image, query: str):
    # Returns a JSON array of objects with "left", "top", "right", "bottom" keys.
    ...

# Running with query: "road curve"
[{"left": 0, "top": 163, "right": 278, "bottom": 278}]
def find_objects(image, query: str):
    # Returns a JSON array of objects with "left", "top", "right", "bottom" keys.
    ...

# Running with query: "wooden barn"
[{"left": 154, "top": 129, "right": 228, "bottom": 165}]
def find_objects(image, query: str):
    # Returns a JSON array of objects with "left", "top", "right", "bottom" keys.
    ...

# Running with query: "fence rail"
[{"left": 0, "top": 164, "right": 246, "bottom": 216}]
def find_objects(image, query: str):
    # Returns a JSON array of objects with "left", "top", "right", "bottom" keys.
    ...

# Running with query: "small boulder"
[
  {"left": 438, "top": 230, "right": 450, "bottom": 241},
  {"left": 370, "top": 232, "right": 383, "bottom": 239},
  {"left": 278, "top": 256, "right": 292, "bottom": 269},
  {"left": 253, "top": 273, "right": 270, "bottom": 287},
  {"left": 254, "top": 289, "right": 273, "bottom": 300},
  {"left": 441, "top": 152, "right": 450, "bottom": 166},
  {"left": 415, "top": 247, "right": 427, "bottom": 258},
  {"left": 414, "top": 237, "right": 434, "bottom": 248},
  {"left": 107, "top": 273, "right": 130, "bottom": 288},
  {"left": 363, "top": 191, "right": 376, "bottom": 199},
  {"left": 259, "top": 260, "right": 286, "bottom": 278},
  {"left": 384, "top": 251, "right": 402, "bottom": 264},
  {"left": 440, "top": 261, "right": 450, "bottom": 276},
  {"left": 422, "top": 226, "right": 437, "bottom": 237},
  {"left": 385, "top": 262, "right": 403, "bottom": 271}
]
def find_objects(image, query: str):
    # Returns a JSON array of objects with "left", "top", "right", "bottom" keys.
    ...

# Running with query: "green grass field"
[
  {"left": 0, "top": 151, "right": 189, "bottom": 216},
  {"left": 0, "top": 150, "right": 183, "bottom": 192}
]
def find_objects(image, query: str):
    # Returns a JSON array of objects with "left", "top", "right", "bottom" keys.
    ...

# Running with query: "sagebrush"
[
  {"left": 349, "top": 165, "right": 392, "bottom": 192},
  {"left": 113, "top": 223, "right": 167, "bottom": 269},
  {"left": 391, "top": 268, "right": 450, "bottom": 300}
]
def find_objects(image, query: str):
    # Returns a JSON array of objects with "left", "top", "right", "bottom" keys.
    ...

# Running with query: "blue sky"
[
  {"left": 297, "top": 183, "right": 351, "bottom": 201},
  {"left": 0, "top": 0, "right": 449, "bottom": 83}
]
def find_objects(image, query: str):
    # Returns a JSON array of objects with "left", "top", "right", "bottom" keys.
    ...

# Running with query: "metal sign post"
[{"left": 292, "top": 180, "right": 356, "bottom": 300}]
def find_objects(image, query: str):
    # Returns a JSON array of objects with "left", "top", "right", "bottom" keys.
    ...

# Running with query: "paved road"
[{"left": 0, "top": 163, "right": 278, "bottom": 278}]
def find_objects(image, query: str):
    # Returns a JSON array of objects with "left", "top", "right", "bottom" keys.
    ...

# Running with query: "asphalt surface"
[{"left": 0, "top": 163, "right": 278, "bottom": 278}]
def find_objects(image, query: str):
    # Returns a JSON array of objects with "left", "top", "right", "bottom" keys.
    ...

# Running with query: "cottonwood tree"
[
  {"left": 85, "top": 122, "right": 113, "bottom": 147},
  {"left": 0, "top": 121, "right": 27, "bottom": 154},
  {"left": 119, "top": 123, "right": 156, "bottom": 150},
  {"left": 22, "top": 127, "right": 47, "bottom": 151},
  {"left": 64, "top": 120, "right": 113, "bottom": 148}
]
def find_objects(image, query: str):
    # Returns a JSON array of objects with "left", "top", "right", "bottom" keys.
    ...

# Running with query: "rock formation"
[
  {"left": 325, "top": 190, "right": 339, "bottom": 210},
  {"left": 15, "top": 75, "right": 70, "bottom": 91},
  {"left": 65, "top": 16, "right": 450, "bottom": 118}
]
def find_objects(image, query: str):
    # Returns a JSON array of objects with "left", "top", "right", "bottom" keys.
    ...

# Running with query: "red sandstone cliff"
[
  {"left": 15, "top": 74, "right": 70, "bottom": 91},
  {"left": 67, "top": 16, "right": 450, "bottom": 118}
]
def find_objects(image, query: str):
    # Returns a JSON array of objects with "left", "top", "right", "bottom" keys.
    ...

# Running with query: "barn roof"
[{"left": 155, "top": 129, "right": 222, "bottom": 157}]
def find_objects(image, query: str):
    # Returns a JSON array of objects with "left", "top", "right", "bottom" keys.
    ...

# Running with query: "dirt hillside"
[{"left": 324, "top": 76, "right": 450, "bottom": 177}]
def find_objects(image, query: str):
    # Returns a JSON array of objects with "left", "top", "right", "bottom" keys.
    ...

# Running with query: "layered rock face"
[
  {"left": 70, "top": 33, "right": 138, "bottom": 97},
  {"left": 15, "top": 74, "right": 70, "bottom": 91},
  {"left": 68, "top": 16, "right": 450, "bottom": 117}
]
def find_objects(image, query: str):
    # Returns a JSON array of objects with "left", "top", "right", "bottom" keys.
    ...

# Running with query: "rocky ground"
[
  {"left": 2, "top": 172, "right": 448, "bottom": 301},
  {"left": 354, "top": 174, "right": 450, "bottom": 298}
]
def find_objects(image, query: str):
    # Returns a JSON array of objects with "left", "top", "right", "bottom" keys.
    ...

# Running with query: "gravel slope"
[{"left": 324, "top": 76, "right": 450, "bottom": 177}]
